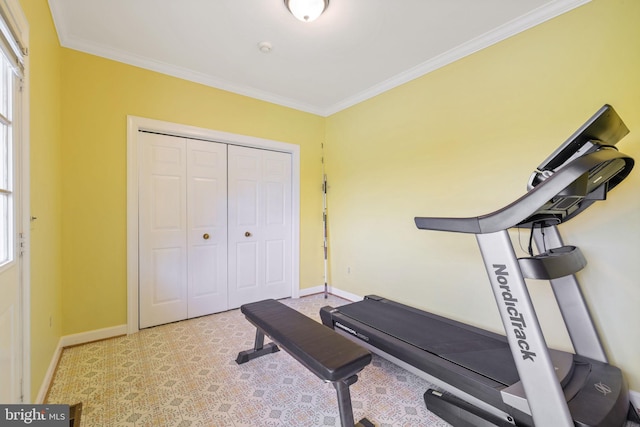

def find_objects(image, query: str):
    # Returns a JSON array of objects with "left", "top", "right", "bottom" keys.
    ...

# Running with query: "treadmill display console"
[{"left": 528, "top": 104, "right": 629, "bottom": 189}]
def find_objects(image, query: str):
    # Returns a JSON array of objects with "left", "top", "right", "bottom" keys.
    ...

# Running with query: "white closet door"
[
  {"left": 187, "top": 140, "right": 228, "bottom": 317},
  {"left": 227, "top": 145, "right": 292, "bottom": 308},
  {"left": 139, "top": 133, "right": 188, "bottom": 328},
  {"left": 139, "top": 133, "right": 228, "bottom": 328},
  {"left": 139, "top": 134, "right": 292, "bottom": 327}
]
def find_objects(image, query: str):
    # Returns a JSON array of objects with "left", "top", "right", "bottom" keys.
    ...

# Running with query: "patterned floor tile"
[{"left": 46, "top": 294, "right": 454, "bottom": 426}]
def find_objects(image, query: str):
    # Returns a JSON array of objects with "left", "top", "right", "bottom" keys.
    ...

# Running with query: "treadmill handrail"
[{"left": 415, "top": 149, "right": 633, "bottom": 234}]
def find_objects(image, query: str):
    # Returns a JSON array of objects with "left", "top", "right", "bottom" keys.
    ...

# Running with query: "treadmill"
[{"left": 320, "top": 105, "right": 638, "bottom": 426}]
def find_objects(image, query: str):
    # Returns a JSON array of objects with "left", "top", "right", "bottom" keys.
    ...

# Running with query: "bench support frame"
[
  {"left": 235, "top": 328, "right": 280, "bottom": 364},
  {"left": 237, "top": 320, "right": 373, "bottom": 427}
]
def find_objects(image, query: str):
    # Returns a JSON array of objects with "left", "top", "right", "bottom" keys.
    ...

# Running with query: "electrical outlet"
[{"left": 347, "top": 266, "right": 351, "bottom": 274}]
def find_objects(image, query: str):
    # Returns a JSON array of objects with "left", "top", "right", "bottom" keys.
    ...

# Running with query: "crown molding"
[
  {"left": 56, "top": 34, "right": 328, "bottom": 116},
  {"left": 49, "top": 0, "right": 590, "bottom": 117},
  {"left": 323, "top": 0, "right": 590, "bottom": 116}
]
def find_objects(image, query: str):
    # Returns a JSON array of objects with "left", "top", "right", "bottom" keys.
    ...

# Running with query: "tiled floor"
[
  {"left": 46, "top": 294, "right": 639, "bottom": 427},
  {"left": 46, "top": 294, "right": 450, "bottom": 426}
]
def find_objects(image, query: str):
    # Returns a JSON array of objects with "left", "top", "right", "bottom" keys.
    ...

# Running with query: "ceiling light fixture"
[{"left": 284, "top": 0, "right": 329, "bottom": 22}]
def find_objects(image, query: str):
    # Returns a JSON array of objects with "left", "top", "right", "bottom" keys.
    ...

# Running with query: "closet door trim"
[{"left": 126, "top": 116, "right": 300, "bottom": 334}]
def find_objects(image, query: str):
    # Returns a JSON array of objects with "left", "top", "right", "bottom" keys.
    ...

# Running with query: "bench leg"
[
  {"left": 333, "top": 376, "right": 374, "bottom": 427},
  {"left": 236, "top": 328, "right": 280, "bottom": 364},
  {"left": 334, "top": 378, "right": 356, "bottom": 427}
]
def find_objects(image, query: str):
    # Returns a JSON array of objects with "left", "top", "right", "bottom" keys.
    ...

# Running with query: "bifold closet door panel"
[
  {"left": 139, "top": 133, "right": 228, "bottom": 328},
  {"left": 227, "top": 145, "right": 292, "bottom": 309},
  {"left": 139, "top": 133, "right": 189, "bottom": 328},
  {"left": 187, "top": 140, "right": 228, "bottom": 318}
]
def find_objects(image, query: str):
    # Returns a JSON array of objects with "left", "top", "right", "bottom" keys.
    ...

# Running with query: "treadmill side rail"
[
  {"left": 476, "top": 230, "right": 574, "bottom": 427},
  {"left": 425, "top": 389, "right": 516, "bottom": 427},
  {"left": 416, "top": 149, "right": 634, "bottom": 234}
]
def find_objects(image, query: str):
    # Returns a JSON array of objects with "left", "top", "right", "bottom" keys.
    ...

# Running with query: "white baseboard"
[
  {"left": 59, "top": 324, "right": 128, "bottom": 348},
  {"left": 298, "top": 285, "right": 324, "bottom": 297},
  {"left": 327, "top": 287, "right": 363, "bottom": 302},
  {"left": 36, "top": 324, "right": 128, "bottom": 403},
  {"left": 298, "top": 285, "right": 363, "bottom": 302},
  {"left": 35, "top": 337, "right": 63, "bottom": 404},
  {"left": 631, "top": 390, "right": 640, "bottom": 415}
]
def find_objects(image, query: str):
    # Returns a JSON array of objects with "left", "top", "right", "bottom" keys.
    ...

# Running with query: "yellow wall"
[
  {"left": 58, "top": 50, "right": 326, "bottom": 335},
  {"left": 22, "top": 0, "right": 640, "bottom": 401},
  {"left": 23, "top": 0, "right": 325, "bottom": 398},
  {"left": 20, "top": 0, "right": 64, "bottom": 401},
  {"left": 325, "top": 0, "right": 640, "bottom": 390}
]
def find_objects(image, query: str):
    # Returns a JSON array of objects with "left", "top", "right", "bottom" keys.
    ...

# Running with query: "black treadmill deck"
[
  {"left": 326, "top": 296, "right": 631, "bottom": 427},
  {"left": 336, "top": 297, "right": 520, "bottom": 386}
]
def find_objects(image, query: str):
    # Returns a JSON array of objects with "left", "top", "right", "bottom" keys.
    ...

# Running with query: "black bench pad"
[{"left": 240, "top": 299, "right": 372, "bottom": 382}]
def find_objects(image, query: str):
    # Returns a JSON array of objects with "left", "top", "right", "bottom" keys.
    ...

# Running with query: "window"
[
  {"left": 0, "top": 2, "right": 24, "bottom": 267},
  {"left": 0, "top": 48, "right": 13, "bottom": 266}
]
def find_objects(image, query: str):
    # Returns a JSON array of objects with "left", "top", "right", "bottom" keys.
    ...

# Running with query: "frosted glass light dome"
[{"left": 284, "top": 0, "right": 329, "bottom": 22}]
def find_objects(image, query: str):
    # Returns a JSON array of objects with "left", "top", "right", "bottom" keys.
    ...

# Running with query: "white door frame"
[
  {"left": 126, "top": 116, "right": 300, "bottom": 334},
  {"left": 0, "top": 0, "right": 30, "bottom": 402}
]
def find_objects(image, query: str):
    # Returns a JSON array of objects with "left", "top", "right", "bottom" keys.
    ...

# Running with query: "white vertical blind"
[{"left": 0, "top": 5, "right": 24, "bottom": 74}]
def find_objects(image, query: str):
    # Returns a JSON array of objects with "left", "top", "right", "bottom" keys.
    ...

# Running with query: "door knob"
[
  {"left": 245, "top": 231, "right": 252, "bottom": 237},
  {"left": 203, "top": 233, "right": 210, "bottom": 240}
]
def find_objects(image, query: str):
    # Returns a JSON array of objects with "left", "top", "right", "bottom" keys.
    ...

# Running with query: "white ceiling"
[{"left": 48, "top": 0, "right": 588, "bottom": 116}]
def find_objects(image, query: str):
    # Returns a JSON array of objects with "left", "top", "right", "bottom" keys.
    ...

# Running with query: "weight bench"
[{"left": 236, "top": 299, "right": 374, "bottom": 427}]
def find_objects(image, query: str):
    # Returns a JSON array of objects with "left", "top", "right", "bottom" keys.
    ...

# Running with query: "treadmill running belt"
[{"left": 337, "top": 298, "right": 520, "bottom": 386}]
